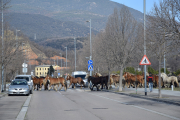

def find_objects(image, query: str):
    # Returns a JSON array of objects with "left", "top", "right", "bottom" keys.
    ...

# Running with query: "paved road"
[
  {"left": 0, "top": 95, "right": 27, "bottom": 120},
  {"left": 1, "top": 85, "right": 180, "bottom": 120},
  {"left": 24, "top": 88, "right": 180, "bottom": 120}
]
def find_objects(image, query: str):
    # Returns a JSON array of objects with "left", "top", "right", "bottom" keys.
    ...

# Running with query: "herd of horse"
[{"left": 31, "top": 72, "right": 180, "bottom": 91}]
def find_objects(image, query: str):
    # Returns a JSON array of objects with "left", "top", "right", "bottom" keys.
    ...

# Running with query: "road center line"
[{"left": 89, "top": 93, "right": 180, "bottom": 120}]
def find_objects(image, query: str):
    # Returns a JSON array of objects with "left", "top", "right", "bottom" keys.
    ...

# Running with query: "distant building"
[
  {"left": 34, "top": 65, "right": 70, "bottom": 77},
  {"left": 35, "top": 65, "right": 59, "bottom": 77}
]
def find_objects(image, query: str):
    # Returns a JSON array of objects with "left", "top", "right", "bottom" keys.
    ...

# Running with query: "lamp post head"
[
  {"left": 86, "top": 19, "right": 91, "bottom": 23},
  {"left": 16, "top": 29, "right": 20, "bottom": 32}
]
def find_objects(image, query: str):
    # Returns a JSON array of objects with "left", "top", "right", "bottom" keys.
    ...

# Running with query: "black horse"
[{"left": 88, "top": 76, "right": 108, "bottom": 91}]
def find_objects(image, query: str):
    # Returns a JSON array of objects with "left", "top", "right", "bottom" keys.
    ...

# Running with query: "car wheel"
[{"left": 8, "top": 94, "right": 11, "bottom": 96}]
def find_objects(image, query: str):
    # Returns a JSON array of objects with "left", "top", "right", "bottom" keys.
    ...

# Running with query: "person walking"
[{"left": 147, "top": 72, "right": 153, "bottom": 92}]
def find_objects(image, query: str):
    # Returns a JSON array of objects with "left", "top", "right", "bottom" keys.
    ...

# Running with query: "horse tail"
[{"left": 175, "top": 77, "right": 179, "bottom": 87}]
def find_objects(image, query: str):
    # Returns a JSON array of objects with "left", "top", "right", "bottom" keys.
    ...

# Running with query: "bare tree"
[
  {"left": 104, "top": 7, "right": 141, "bottom": 91},
  {"left": 147, "top": 0, "right": 180, "bottom": 98}
]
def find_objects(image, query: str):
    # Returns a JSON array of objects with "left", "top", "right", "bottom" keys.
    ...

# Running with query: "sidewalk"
[
  {"left": 107, "top": 87, "right": 180, "bottom": 106},
  {"left": 0, "top": 91, "right": 8, "bottom": 98},
  {"left": 0, "top": 84, "right": 9, "bottom": 98}
]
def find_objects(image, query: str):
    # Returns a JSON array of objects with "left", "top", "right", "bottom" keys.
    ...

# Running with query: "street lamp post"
[
  {"left": 60, "top": 53, "right": 62, "bottom": 76},
  {"left": 16, "top": 29, "right": 20, "bottom": 48},
  {"left": 65, "top": 47, "right": 67, "bottom": 77},
  {"left": 86, "top": 19, "right": 92, "bottom": 76},
  {"left": 56, "top": 57, "right": 58, "bottom": 76},
  {"left": 74, "top": 38, "right": 76, "bottom": 71},
  {"left": 1, "top": 0, "right": 4, "bottom": 92},
  {"left": 164, "top": 42, "right": 166, "bottom": 74}
]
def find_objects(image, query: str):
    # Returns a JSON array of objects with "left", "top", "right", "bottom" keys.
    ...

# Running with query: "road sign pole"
[{"left": 90, "top": 56, "right": 92, "bottom": 76}]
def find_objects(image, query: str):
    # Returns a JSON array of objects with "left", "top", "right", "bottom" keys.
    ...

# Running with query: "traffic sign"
[
  {"left": 88, "top": 65, "right": 93, "bottom": 71},
  {"left": 22, "top": 63, "right": 28, "bottom": 68},
  {"left": 88, "top": 60, "right": 93, "bottom": 65},
  {"left": 22, "top": 68, "right": 27, "bottom": 73},
  {"left": 139, "top": 55, "right": 151, "bottom": 65}
]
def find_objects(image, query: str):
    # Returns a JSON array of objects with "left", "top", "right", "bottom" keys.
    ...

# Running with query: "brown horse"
[
  {"left": 123, "top": 72, "right": 143, "bottom": 88},
  {"left": 32, "top": 76, "right": 44, "bottom": 91},
  {"left": 45, "top": 75, "right": 67, "bottom": 91},
  {"left": 110, "top": 74, "right": 125, "bottom": 88},
  {"left": 66, "top": 75, "right": 85, "bottom": 89}
]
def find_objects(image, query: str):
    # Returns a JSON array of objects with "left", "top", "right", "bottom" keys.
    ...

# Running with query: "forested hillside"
[
  {"left": 9, "top": 0, "right": 143, "bottom": 31},
  {"left": 6, "top": 13, "right": 98, "bottom": 40}
]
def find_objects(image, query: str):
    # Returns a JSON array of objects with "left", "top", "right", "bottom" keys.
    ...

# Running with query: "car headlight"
[
  {"left": 23, "top": 88, "right": 29, "bottom": 90},
  {"left": 8, "top": 88, "right": 14, "bottom": 90}
]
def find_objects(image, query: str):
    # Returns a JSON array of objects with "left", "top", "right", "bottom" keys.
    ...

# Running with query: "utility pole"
[
  {"left": 65, "top": 47, "right": 67, "bottom": 77},
  {"left": 1, "top": 0, "right": 4, "bottom": 92},
  {"left": 86, "top": 19, "right": 92, "bottom": 76},
  {"left": 74, "top": 38, "right": 76, "bottom": 71},
  {"left": 144, "top": 0, "right": 147, "bottom": 96}
]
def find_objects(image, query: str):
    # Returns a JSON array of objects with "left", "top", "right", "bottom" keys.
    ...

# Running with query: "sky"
[{"left": 110, "top": 0, "right": 159, "bottom": 13}]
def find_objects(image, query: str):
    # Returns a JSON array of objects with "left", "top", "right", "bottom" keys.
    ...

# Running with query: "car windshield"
[
  {"left": 74, "top": 75, "right": 86, "bottom": 79},
  {"left": 15, "top": 77, "right": 29, "bottom": 81},
  {"left": 11, "top": 80, "right": 27, "bottom": 85}
]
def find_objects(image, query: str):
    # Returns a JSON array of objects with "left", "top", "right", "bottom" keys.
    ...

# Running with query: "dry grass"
[{"left": 154, "top": 87, "right": 180, "bottom": 91}]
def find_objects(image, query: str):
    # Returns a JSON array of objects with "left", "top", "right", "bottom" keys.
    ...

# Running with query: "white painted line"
[
  {"left": 16, "top": 95, "right": 32, "bottom": 120},
  {"left": 89, "top": 93, "right": 180, "bottom": 120},
  {"left": 133, "top": 106, "right": 180, "bottom": 120}
]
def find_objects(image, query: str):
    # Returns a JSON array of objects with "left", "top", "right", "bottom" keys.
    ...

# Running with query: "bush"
[
  {"left": 161, "top": 68, "right": 170, "bottom": 74},
  {"left": 148, "top": 66, "right": 158, "bottom": 75},
  {"left": 175, "top": 69, "right": 180, "bottom": 76}
]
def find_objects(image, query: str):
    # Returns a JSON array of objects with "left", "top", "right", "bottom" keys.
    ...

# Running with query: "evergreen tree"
[{"left": 47, "top": 65, "right": 54, "bottom": 76}]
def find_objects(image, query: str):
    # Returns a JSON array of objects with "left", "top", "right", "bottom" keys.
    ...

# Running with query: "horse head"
[
  {"left": 161, "top": 73, "right": 167, "bottom": 78},
  {"left": 96, "top": 72, "right": 102, "bottom": 77},
  {"left": 66, "top": 75, "right": 71, "bottom": 80},
  {"left": 45, "top": 75, "right": 50, "bottom": 80},
  {"left": 85, "top": 74, "right": 89, "bottom": 79}
]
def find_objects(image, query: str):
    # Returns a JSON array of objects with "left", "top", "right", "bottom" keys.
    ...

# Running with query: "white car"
[
  {"left": 8, "top": 79, "right": 30, "bottom": 96},
  {"left": 15, "top": 75, "right": 33, "bottom": 94}
]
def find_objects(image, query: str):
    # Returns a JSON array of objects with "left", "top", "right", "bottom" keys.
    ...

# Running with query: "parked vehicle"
[
  {"left": 71, "top": 71, "right": 88, "bottom": 87},
  {"left": 15, "top": 75, "right": 33, "bottom": 94},
  {"left": 8, "top": 79, "right": 30, "bottom": 96}
]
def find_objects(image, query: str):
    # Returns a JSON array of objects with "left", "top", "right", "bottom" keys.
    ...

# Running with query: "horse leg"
[
  {"left": 90, "top": 85, "right": 94, "bottom": 91},
  {"left": 59, "top": 83, "right": 63, "bottom": 91},
  {"left": 68, "top": 82, "right": 72, "bottom": 88},
  {"left": 39, "top": 84, "right": 42, "bottom": 91},
  {"left": 33, "top": 84, "right": 36, "bottom": 90},
  {"left": 97, "top": 85, "right": 100, "bottom": 91},
  {"left": 48, "top": 84, "right": 52, "bottom": 91},
  {"left": 115, "top": 83, "right": 117, "bottom": 88}
]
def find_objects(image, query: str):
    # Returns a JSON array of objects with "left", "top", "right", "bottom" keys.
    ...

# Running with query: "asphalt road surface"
[{"left": 24, "top": 87, "right": 180, "bottom": 120}]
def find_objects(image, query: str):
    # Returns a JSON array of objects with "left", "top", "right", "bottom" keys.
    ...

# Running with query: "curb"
[
  {"left": 105, "top": 90, "right": 180, "bottom": 106},
  {"left": 0, "top": 92, "right": 8, "bottom": 98}
]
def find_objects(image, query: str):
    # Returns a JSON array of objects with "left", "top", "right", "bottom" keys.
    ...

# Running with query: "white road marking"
[
  {"left": 89, "top": 93, "right": 180, "bottom": 120},
  {"left": 16, "top": 95, "right": 32, "bottom": 120}
]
